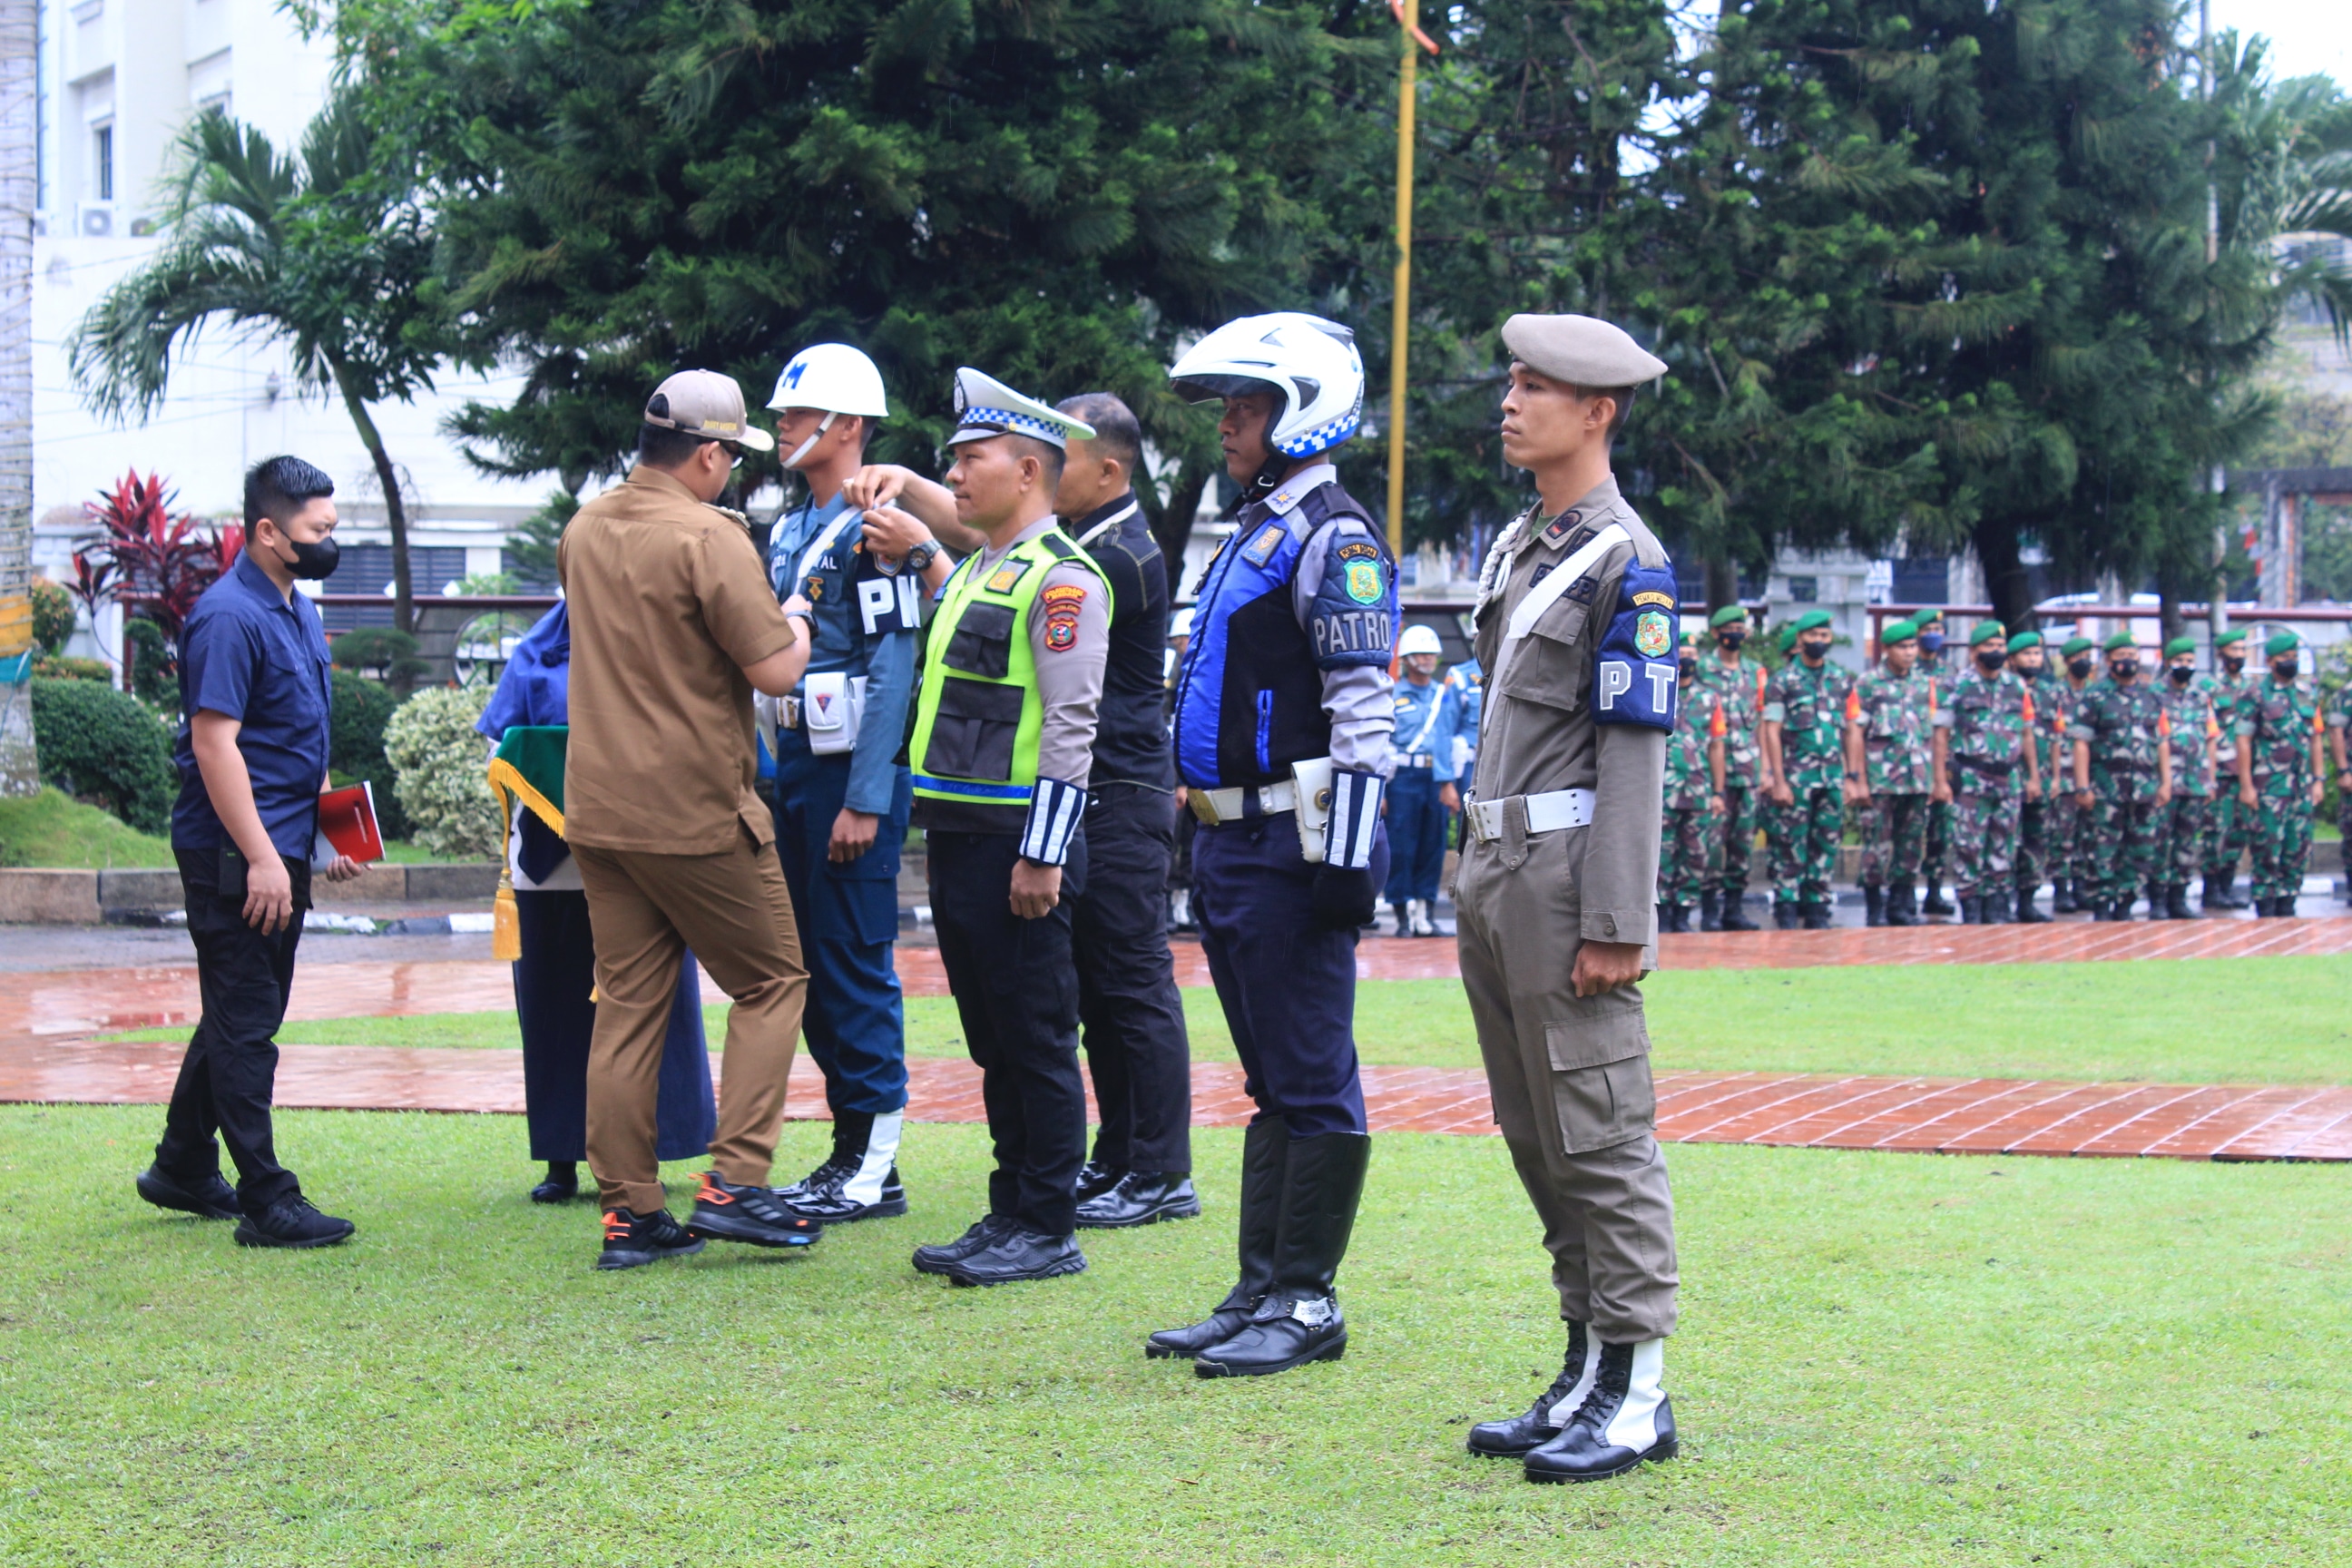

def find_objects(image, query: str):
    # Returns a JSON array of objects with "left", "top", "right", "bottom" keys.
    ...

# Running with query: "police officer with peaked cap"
[
  {"left": 1146, "top": 311, "right": 1397, "bottom": 1379},
  {"left": 759, "top": 344, "right": 922, "bottom": 1224},
  {"left": 1454, "top": 313, "right": 1682, "bottom": 1485},
  {"left": 901, "top": 369, "right": 1112, "bottom": 1287}
]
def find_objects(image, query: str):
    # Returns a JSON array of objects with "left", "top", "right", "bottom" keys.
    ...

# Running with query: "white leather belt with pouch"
[
  {"left": 798, "top": 671, "right": 867, "bottom": 756},
  {"left": 1189, "top": 756, "right": 1338, "bottom": 865},
  {"left": 1465, "top": 787, "right": 1596, "bottom": 844}
]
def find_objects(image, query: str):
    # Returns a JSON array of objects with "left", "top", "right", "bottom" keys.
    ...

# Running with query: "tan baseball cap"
[{"left": 642, "top": 369, "right": 776, "bottom": 452}]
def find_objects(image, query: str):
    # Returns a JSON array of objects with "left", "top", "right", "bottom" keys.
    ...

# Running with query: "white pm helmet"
[
  {"left": 769, "top": 343, "right": 888, "bottom": 467},
  {"left": 1170, "top": 606, "right": 1197, "bottom": 640},
  {"left": 1397, "top": 623, "right": 1443, "bottom": 659},
  {"left": 1169, "top": 312, "right": 1365, "bottom": 464}
]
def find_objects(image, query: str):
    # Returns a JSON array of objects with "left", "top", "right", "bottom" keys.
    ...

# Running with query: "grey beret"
[{"left": 1502, "top": 314, "right": 1668, "bottom": 387}]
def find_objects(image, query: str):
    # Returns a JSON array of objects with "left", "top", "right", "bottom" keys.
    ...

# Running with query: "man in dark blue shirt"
[{"left": 137, "top": 456, "right": 364, "bottom": 1250}]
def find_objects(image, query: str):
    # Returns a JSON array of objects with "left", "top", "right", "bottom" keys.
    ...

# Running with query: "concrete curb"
[{"left": 0, "top": 863, "right": 501, "bottom": 925}]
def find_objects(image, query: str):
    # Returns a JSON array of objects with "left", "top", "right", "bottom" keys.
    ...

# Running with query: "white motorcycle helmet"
[
  {"left": 769, "top": 343, "right": 889, "bottom": 467},
  {"left": 1396, "top": 623, "right": 1443, "bottom": 659},
  {"left": 1170, "top": 313, "right": 1365, "bottom": 487}
]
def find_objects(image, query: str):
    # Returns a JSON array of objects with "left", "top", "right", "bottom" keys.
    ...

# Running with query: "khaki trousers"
[
  {"left": 573, "top": 827, "right": 808, "bottom": 1214},
  {"left": 1455, "top": 820, "right": 1679, "bottom": 1343}
]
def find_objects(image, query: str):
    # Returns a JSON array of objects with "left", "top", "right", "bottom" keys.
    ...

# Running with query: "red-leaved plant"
[{"left": 68, "top": 473, "right": 244, "bottom": 666}]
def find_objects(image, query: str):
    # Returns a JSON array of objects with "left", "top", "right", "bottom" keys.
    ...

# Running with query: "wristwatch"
[{"left": 902, "top": 538, "right": 941, "bottom": 575}]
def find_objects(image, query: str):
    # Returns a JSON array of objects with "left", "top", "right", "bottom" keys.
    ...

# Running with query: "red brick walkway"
[{"left": 6, "top": 1041, "right": 2347, "bottom": 1161}]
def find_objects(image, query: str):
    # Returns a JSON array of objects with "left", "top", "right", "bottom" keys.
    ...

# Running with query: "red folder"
[{"left": 316, "top": 781, "right": 387, "bottom": 864}]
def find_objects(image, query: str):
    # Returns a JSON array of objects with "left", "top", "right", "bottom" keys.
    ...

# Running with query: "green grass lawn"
[
  {"left": 3, "top": 1106, "right": 2344, "bottom": 1565},
  {"left": 117, "top": 954, "right": 2352, "bottom": 1087},
  {"left": 0, "top": 787, "right": 172, "bottom": 868}
]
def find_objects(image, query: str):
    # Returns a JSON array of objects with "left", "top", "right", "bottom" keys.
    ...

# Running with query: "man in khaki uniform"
[
  {"left": 1455, "top": 315, "right": 1680, "bottom": 1485},
  {"left": 560, "top": 370, "right": 824, "bottom": 1270}
]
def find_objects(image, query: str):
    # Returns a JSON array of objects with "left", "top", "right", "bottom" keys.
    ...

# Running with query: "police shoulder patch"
[
  {"left": 1635, "top": 609, "right": 1673, "bottom": 658},
  {"left": 1344, "top": 557, "right": 1386, "bottom": 605},
  {"left": 1539, "top": 509, "right": 1584, "bottom": 549},
  {"left": 1632, "top": 590, "right": 1674, "bottom": 610},
  {"left": 1042, "top": 585, "right": 1085, "bottom": 652},
  {"left": 1241, "top": 524, "right": 1288, "bottom": 567},
  {"left": 985, "top": 558, "right": 1034, "bottom": 595},
  {"left": 802, "top": 574, "right": 826, "bottom": 603}
]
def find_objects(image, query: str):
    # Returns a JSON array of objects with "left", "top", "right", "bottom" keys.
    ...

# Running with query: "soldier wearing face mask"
[
  {"left": 1694, "top": 604, "right": 1766, "bottom": 930},
  {"left": 2003, "top": 632, "right": 2056, "bottom": 923},
  {"left": 2044, "top": 635, "right": 2099, "bottom": 913},
  {"left": 2233, "top": 632, "right": 2327, "bottom": 917},
  {"left": 1911, "top": 609, "right": 1957, "bottom": 917},
  {"left": 2200, "top": 627, "right": 2255, "bottom": 909},
  {"left": 1930, "top": 621, "right": 2038, "bottom": 924},
  {"left": 1759, "top": 609, "right": 1854, "bottom": 928},
  {"left": 2151, "top": 636, "right": 2220, "bottom": 921},
  {"left": 1658, "top": 631, "right": 1725, "bottom": 933},
  {"left": 2069, "top": 632, "right": 2172, "bottom": 922}
]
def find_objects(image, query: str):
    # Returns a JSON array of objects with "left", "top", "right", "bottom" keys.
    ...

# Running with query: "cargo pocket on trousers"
[
  {"left": 921, "top": 675, "right": 1024, "bottom": 781},
  {"left": 1544, "top": 1004, "right": 1654, "bottom": 1154}
]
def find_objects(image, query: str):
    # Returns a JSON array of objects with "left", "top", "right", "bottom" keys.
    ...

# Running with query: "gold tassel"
[{"left": 492, "top": 874, "right": 521, "bottom": 963}]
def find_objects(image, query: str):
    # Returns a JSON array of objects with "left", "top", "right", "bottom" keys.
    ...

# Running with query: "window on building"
[
  {"left": 92, "top": 122, "right": 112, "bottom": 201},
  {"left": 1787, "top": 576, "right": 1818, "bottom": 603}
]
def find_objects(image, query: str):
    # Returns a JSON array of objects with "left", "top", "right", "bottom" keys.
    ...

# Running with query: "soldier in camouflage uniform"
[
  {"left": 1932, "top": 621, "right": 2039, "bottom": 924},
  {"left": 2004, "top": 632, "right": 2056, "bottom": 923},
  {"left": 1695, "top": 603, "right": 1768, "bottom": 931},
  {"left": 2152, "top": 635, "right": 2218, "bottom": 921},
  {"left": 2329, "top": 678, "right": 2352, "bottom": 907},
  {"left": 2070, "top": 631, "right": 2172, "bottom": 922},
  {"left": 2200, "top": 626, "right": 2255, "bottom": 909},
  {"left": 1658, "top": 632, "right": 1725, "bottom": 934},
  {"left": 1756, "top": 622, "right": 1798, "bottom": 920},
  {"left": 1761, "top": 609, "right": 1856, "bottom": 929},
  {"left": 1848, "top": 617, "right": 1934, "bottom": 926},
  {"left": 1912, "top": 609, "right": 1957, "bottom": 916},
  {"left": 2233, "top": 632, "right": 2328, "bottom": 917},
  {"left": 2045, "top": 635, "right": 2099, "bottom": 912}
]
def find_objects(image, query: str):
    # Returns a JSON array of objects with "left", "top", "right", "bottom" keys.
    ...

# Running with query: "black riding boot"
[
  {"left": 1195, "top": 1132, "right": 1370, "bottom": 1378},
  {"left": 1148, "top": 1116, "right": 1288, "bottom": 1359},
  {"left": 1864, "top": 886, "right": 1886, "bottom": 927},
  {"left": 1699, "top": 889, "right": 1722, "bottom": 933}
]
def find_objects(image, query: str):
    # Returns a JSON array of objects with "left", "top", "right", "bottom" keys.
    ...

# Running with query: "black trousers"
[
  {"left": 1071, "top": 784, "right": 1192, "bottom": 1173},
  {"left": 928, "top": 828, "right": 1088, "bottom": 1237},
  {"left": 155, "top": 848, "right": 310, "bottom": 1209}
]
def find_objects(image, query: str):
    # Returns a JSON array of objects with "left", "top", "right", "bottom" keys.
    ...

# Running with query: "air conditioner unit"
[
  {"left": 76, "top": 202, "right": 113, "bottom": 237},
  {"left": 126, "top": 213, "right": 157, "bottom": 238}
]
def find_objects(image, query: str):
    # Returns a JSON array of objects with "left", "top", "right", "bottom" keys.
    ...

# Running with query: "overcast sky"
[{"left": 2210, "top": 0, "right": 2350, "bottom": 88}]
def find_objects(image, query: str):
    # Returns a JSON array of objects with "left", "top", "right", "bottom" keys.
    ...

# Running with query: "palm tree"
[
  {"left": 67, "top": 96, "right": 446, "bottom": 634},
  {"left": 0, "top": 0, "right": 39, "bottom": 796}
]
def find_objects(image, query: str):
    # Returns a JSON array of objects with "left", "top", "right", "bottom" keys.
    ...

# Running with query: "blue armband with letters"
[
  {"left": 1592, "top": 562, "right": 1679, "bottom": 731},
  {"left": 1308, "top": 534, "right": 1397, "bottom": 670}
]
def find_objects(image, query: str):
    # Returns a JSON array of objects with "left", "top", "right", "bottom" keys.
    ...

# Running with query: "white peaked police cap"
[
  {"left": 948, "top": 368, "right": 1096, "bottom": 451},
  {"left": 768, "top": 343, "right": 890, "bottom": 417}
]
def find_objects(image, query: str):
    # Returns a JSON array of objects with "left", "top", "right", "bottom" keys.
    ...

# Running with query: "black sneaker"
[
  {"left": 912, "top": 1213, "right": 1015, "bottom": 1275},
  {"left": 1075, "top": 1171, "right": 1202, "bottom": 1230},
  {"left": 941, "top": 1225, "right": 1087, "bottom": 1288},
  {"left": 233, "top": 1195, "right": 355, "bottom": 1250},
  {"left": 782, "top": 1165, "right": 909, "bottom": 1223},
  {"left": 597, "top": 1207, "right": 706, "bottom": 1270},
  {"left": 686, "top": 1173, "right": 823, "bottom": 1250},
  {"left": 136, "top": 1163, "right": 241, "bottom": 1220}
]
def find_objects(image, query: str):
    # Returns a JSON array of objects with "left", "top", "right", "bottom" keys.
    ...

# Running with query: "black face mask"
[
  {"left": 1678, "top": 657, "right": 1697, "bottom": 680},
  {"left": 1975, "top": 648, "right": 2004, "bottom": 671},
  {"left": 273, "top": 532, "right": 340, "bottom": 582},
  {"left": 1716, "top": 629, "right": 1746, "bottom": 651},
  {"left": 1798, "top": 637, "right": 1831, "bottom": 662},
  {"left": 2068, "top": 657, "right": 2094, "bottom": 679},
  {"left": 2220, "top": 654, "right": 2244, "bottom": 674},
  {"left": 2272, "top": 661, "right": 2299, "bottom": 681},
  {"left": 2168, "top": 665, "right": 2194, "bottom": 686},
  {"left": 2110, "top": 660, "right": 2139, "bottom": 681}
]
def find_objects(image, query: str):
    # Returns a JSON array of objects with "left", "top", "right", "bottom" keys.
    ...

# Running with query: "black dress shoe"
[
  {"left": 1194, "top": 1292, "right": 1348, "bottom": 1377},
  {"left": 686, "top": 1173, "right": 823, "bottom": 1250},
  {"left": 531, "top": 1161, "right": 580, "bottom": 1204},
  {"left": 1076, "top": 1171, "right": 1201, "bottom": 1230},
  {"left": 1468, "top": 1324, "right": 1596, "bottom": 1457},
  {"left": 1073, "top": 1160, "right": 1127, "bottom": 1204},
  {"left": 913, "top": 1214, "right": 1016, "bottom": 1275},
  {"left": 597, "top": 1206, "right": 704, "bottom": 1270},
  {"left": 1524, "top": 1340, "right": 1677, "bottom": 1484},
  {"left": 1147, "top": 1304, "right": 1259, "bottom": 1360},
  {"left": 941, "top": 1225, "right": 1086, "bottom": 1287},
  {"left": 136, "top": 1163, "right": 241, "bottom": 1220},
  {"left": 234, "top": 1195, "right": 355, "bottom": 1250}
]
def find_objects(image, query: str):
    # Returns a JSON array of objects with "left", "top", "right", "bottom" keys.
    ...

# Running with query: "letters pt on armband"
[{"left": 1592, "top": 565, "right": 1680, "bottom": 731}]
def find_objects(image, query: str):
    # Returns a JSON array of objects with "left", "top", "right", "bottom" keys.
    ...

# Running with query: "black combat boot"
[
  {"left": 781, "top": 1111, "right": 908, "bottom": 1222},
  {"left": 1957, "top": 893, "right": 1981, "bottom": 925},
  {"left": 1885, "top": 877, "right": 1918, "bottom": 926},
  {"left": 1699, "top": 889, "right": 1722, "bottom": 932},
  {"left": 1864, "top": 886, "right": 1886, "bottom": 927},
  {"left": 2014, "top": 884, "right": 2050, "bottom": 923},
  {"left": 2218, "top": 877, "right": 2250, "bottom": 909},
  {"left": 1195, "top": 1132, "right": 1369, "bottom": 1378},
  {"left": 1469, "top": 1323, "right": 1598, "bottom": 1457},
  {"left": 1657, "top": 902, "right": 1681, "bottom": 934},
  {"left": 1772, "top": 901, "right": 1800, "bottom": 930},
  {"left": 776, "top": 1112, "right": 864, "bottom": 1203},
  {"left": 1921, "top": 879, "right": 1954, "bottom": 916},
  {"left": 1800, "top": 900, "right": 1832, "bottom": 930},
  {"left": 1984, "top": 888, "right": 2012, "bottom": 925},
  {"left": 2199, "top": 875, "right": 2229, "bottom": 913},
  {"left": 2052, "top": 877, "right": 2080, "bottom": 914},
  {"left": 1148, "top": 1116, "right": 1287, "bottom": 1358},
  {"left": 1523, "top": 1338, "right": 1678, "bottom": 1484},
  {"left": 1720, "top": 890, "right": 1759, "bottom": 931},
  {"left": 2165, "top": 884, "right": 2194, "bottom": 921}
]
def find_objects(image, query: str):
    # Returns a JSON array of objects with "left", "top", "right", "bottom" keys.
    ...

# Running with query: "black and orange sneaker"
[
  {"left": 686, "top": 1173, "right": 824, "bottom": 1250},
  {"left": 596, "top": 1207, "right": 705, "bottom": 1271}
]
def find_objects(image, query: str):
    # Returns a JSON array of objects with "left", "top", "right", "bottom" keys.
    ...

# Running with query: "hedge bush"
[
  {"left": 29, "top": 678, "right": 178, "bottom": 835},
  {"left": 329, "top": 670, "right": 410, "bottom": 840},
  {"left": 383, "top": 683, "right": 499, "bottom": 860}
]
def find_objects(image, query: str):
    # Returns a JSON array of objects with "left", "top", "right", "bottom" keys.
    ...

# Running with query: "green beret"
[
  {"left": 1777, "top": 624, "right": 1798, "bottom": 653},
  {"left": 1709, "top": 603, "right": 1749, "bottom": 630},
  {"left": 1912, "top": 606, "right": 1942, "bottom": 624},
  {"left": 2102, "top": 630, "right": 2138, "bottom": 652},
  {"left": 1679, "top": 628, "right": 1700, "bottom": 647},
  {"left": 1793, "top": 609, "right": 1832, "bottom": 633},
  {"left": 2265, "top": 631, "right": 2300, "bottom": 658},
  {"left": 2060, "top": 636, "right": 2095, "bottom": 656},
  {"left": 2163, "top": 635, "right": 2195, "bottom": 658},
  {"left": 2006, "top": 632, "right": 2042, "bottom": 653},
  {"left": 2215, "top": 627, "right": 2249, "bottom": 648},
  {"left": 1881, "top": 619, "right": 1918, "bottom": 643},
  {"left": 1969, "top": 620, "right": 2006, "bottom": 647}
]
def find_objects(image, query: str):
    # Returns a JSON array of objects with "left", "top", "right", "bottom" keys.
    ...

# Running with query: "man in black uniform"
[{"left": 1053, "top": 393, "right": 1199, "bottom": 1229}]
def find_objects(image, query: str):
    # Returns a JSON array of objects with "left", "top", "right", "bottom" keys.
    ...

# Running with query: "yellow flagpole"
[{"left": 1384, "top": 0, "right": 1423, "bottom": 561}]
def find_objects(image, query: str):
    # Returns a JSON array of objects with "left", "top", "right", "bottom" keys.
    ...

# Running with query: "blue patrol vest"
[{"left": 1171, "top": 483, "right": 1396, "bottom": 789}]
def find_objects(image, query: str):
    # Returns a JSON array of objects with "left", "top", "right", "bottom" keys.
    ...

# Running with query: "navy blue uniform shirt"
[{"left": 170, "top": 550, "right": 334, "bottom": 859}]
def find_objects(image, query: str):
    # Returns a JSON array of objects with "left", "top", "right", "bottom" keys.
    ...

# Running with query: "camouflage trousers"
[
  {"left": 1660, "top": 804, "right": 1718, "bottom": 906},
  {"left": 2249, "top": 791, "right": 2316, "bottom": 903},
  {"left": 2014, "top": 796, "right": 2049, "bottom": 894},
  {"left": 2087, "top": 791, "right": 2163, "bottom": 905},
  {"left": 2044, "top": 789, "right": 2084, "bottom": 887},
  {"left": 2204, "top": 791, "right": 2251, "bottom": 882},
  {"left": 1858, "top": 792, "right": 1929, "bottom": 888},
  {"left": 2156, "top": 794, "right": 2212, "bottom": 887},
  {"left": 1923, "top": 798, "right": 1953, "bottom": 887},
  {"left": 1707, "top": 783, "right": 1761, "bottom": 901},
  {"left": 1950, "top": 790, "right": 2020, "bottom": 896},
  {"left": 1771, "top": 785, "right": 1845, "bottom": 905}
]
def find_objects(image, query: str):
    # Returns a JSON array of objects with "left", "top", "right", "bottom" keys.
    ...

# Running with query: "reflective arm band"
[
  {"left": 1019, "top": 776, "right": 1088, "bottom": 866},
  {"left": 1323, "top": 769, "right": 1384, "bottom": 870}
]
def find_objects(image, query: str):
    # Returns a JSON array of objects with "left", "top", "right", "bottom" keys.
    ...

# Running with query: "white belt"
[
  {"left": 1465, "top": 788, "right": 1595, "bottom": 844},
  {"left": 1189, "top": 779, "right": 1298, "bottom": 826}
]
